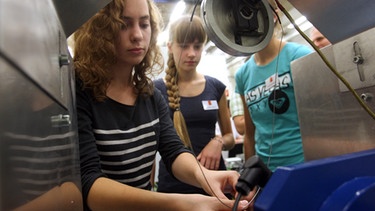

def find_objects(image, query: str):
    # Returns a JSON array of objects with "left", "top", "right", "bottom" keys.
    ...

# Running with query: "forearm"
[
  {"left": 217, "top": 92, "right": 235, "bottom": 151},
  {"left": 87, "top": 177, "right": 184, "bottom": 211},
  {"left": 243, "top": 134, "right": 255, "bottom": 160},
  {"left": 241, "top": 95, "right": 256, "bottom": 160},
  {"left": 172, "top": 152, "right": 235, "bottom": 199},
  {"left": 171, "top": 152, "right": 203, "bottom": 188},
  {"left": 89, "top": 167, "right": 245, "bottom": 211},
  {"left": 172, "top": 152, "right": 246, "bottom": 205},
  {"left": 233, "top": 116, "right": 245, "bottom": 135},
  {"left": 14, "top": 182, "right": 82, "bottom": 211},
  {"left": 243, "top": 121, "right": 256, "bottom": 160}
]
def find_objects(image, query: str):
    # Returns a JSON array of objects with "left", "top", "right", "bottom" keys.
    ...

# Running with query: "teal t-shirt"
[{"left": 235, "top": 42, "right": 312, "bottom": 171}]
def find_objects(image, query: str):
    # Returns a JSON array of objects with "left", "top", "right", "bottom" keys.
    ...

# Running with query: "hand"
[
  {"left": 196, "top": 168, "right": 259, "bottom": 211},
  {"left": 177, "top": 194, "right": 249, "bottom": 211},
  {"left": 197, "top": 138, "right": 223, "bottom": 170},
  {"left": 196, "top": 167, "right": 240, "bottom": 200},
  {"left": 234, "top": 186, "right": 260, "bottom": 211}
]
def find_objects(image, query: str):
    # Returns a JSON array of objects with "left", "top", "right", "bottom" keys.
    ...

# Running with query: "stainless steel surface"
[
  {"left": 0, "top": 0, "right": 69, "bottom": 108},
  {"left": 200, "top": 0, "right": 274, "bottom": 56},
  {"left": 0, "top": 0, "right": 106, "bottom": 209},
  {"left": 291, "top": 28, "right": 375, "bottom": 161},
  {"left": 288, "top": 0, "right": 375, "bottom": 44},
  {"left": 0, "top": 56, "right": 82, "bottom": 210},
  {"left": 334, "top": 28, "right": 375, "bottom": 92}
]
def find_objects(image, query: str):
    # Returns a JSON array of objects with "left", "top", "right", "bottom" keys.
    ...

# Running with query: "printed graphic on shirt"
[
  {"left": 268, "top": 89, "right": 289, "bottom": 114},
  {"left": 245, "top": 72, "right": 292, "bottom": 114},
  {"left": 202, "top": 100, "right": 219, "bottom": 110}
]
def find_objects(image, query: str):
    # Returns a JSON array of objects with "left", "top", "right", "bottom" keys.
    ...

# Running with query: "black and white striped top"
[{"left": 76, "top": 80, "right": 190, "bottom": 209}]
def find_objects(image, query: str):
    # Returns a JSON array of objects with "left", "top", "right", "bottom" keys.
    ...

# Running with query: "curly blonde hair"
[
  {"left": 73, "top": 0, "right": 164, "bottom": 101},
  {"left": 164, "top": 15, "right": 207, "bottom": 149}
]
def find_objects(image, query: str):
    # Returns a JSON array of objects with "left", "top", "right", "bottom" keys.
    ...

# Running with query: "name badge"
[{"left": 202, "top": 100, "right": 219, "bottom": 110}]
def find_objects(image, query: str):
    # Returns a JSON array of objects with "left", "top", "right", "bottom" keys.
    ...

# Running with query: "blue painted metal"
[
  {"left": 254, "top": 149, "right": 375, "bottom": 211},
  {"left": 320, "top": 177, "right": 375, "bottom": 211}
]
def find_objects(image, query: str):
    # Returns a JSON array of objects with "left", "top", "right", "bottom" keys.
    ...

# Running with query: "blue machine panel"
[{"left": 255, "top": 149, "right": 375, "bottom": 211}]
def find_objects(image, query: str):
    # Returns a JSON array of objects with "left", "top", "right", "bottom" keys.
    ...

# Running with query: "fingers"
[
  {"left": 199, "top": 156, "right": 214, "bottom": 170},
  {"left": 214, "top": 161, "right": 220, "bottom": 170},
  {"left": 198, "top": 154, "right": 220, "bottom": 170},
  {"left": 198, "top": 155, "right": 206, "bottom": 167},
  {"left": 215, "top": 198, "right": 249, "bottom": 211},
  {"left": 236, "top": 200, "right": 251, "bottom": 211},
  {"left": 205, "top": 159, "right": 220, "bottom": 170},
  {"left": 226, "top": 170, "right": 240, "bottom": 187},
  {"left": 206, "top": 159, "right": 212, "bottom": 170}
]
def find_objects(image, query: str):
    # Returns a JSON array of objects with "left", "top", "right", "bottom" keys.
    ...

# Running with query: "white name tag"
[{"left": 202, "top": 100, "right": 219, "bottom": 110}]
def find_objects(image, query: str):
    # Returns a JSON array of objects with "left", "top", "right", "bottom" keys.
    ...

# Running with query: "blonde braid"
[
  {"left": 165, "top": 54, "right": 180, "bottom": 110},
  {"left": 165, "top": 54, "right": 193, "bottom": 149}
]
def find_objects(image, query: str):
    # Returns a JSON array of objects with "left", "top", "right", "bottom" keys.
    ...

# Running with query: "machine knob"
[{"left": 353, "top": 55, "right": 364, "bottom": 64}]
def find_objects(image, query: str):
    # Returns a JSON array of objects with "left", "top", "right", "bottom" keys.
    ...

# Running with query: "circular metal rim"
[{"left": 201, "top": 0, "right": 274, "bottom": 56}]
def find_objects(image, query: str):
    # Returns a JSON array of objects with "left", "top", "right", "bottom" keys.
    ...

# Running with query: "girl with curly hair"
[{"left": 73, "top": 0, "right": 249, "bottom": 210}]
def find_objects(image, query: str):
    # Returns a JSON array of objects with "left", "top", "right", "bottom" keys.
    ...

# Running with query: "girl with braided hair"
[{"left": 154, "top": 15, "right": 235, "bottom": 195}]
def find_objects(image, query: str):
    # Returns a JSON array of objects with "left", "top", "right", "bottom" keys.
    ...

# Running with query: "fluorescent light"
[
  {"left": 158, "top": 1, "right": 186, "bottom": 45},
  {"left": 157, "top": 30, "right": 169, "bottom": 45},
  {"left": 170, "top": 0, "right": 186, "bottom": 20},
  {"left": 287, "top": 16, "right": 307, "bottom": 29}
]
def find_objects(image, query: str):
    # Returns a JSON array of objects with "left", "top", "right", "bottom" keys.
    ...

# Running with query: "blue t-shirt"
[
  {"left": 154, "top": 75, "right": 226, "bottom": 194},
  {"left": 235, "top": 42, "right": 312, "bottom": 171}
]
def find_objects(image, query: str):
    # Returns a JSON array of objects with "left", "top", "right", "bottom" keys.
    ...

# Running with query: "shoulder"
[
  {"left": 153, "top": 78, "right": 167, "bottom": 95},
  {"left": 75, "top": 77, "right": 85, "bottom": 91},
  {"left": 203, "top": 75, "right": 226, "bottom": 99},
  {"left": 204, "top": 75, "right": 226, "bottom": 92},
  {"left": 205, "top": 75, "right": 223, "bottom": 85},
  {"left": 138, "top": 88, "right": 166, "bottom": 111},
  {"left": 235, "top": 57, "right": 254, "bottom": 79},
  {"left": 153, "top": 78, "right": 165, "bottom": 89},
  {"left": 75, "top": 77, "right": 94, "bottom": 102},
  {"left": 152, "top": 87, "right": 164, "bottom": 100},
  {"left": 285, "top": 42, "right": 313, "bottom": 58}
]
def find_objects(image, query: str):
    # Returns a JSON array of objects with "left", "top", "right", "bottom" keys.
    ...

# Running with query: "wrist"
[
  {"left": 211, "top": 137, "right": 226, "bottom": 150},
  {"left": 194, "top": 165, "right": 211, "bottom": 191}
]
